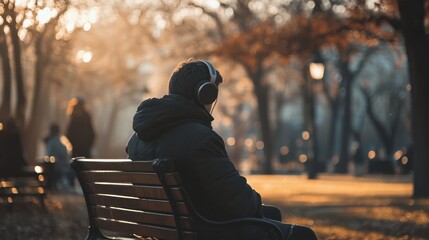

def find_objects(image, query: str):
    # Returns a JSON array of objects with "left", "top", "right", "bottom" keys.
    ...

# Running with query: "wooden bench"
[
  {"left": 0, "top": 165, "right": 47, "bottom": 207},
  {"left": 70, "top": 158, "right": 283, "bottom": 240}
]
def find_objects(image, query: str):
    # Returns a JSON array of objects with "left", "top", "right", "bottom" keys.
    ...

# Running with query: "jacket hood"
[{"left": 133, "top": 94, "right": 214, "bottom": 141}]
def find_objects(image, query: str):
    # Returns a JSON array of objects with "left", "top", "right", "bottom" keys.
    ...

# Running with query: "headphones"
[{"left": 194, "top": 60, "right": 218, "bottom": 106}]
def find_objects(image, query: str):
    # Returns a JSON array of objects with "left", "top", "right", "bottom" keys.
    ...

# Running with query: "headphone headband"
[{"left": 199, "top": 60, "right": 217, "bottom": 84}]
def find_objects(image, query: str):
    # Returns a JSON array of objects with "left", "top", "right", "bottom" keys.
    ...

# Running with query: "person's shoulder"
[{"left": 179, "top": 121, "right": 217, "bottom": 135}]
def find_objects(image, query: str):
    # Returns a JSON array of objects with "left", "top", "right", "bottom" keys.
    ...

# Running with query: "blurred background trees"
[{"left": 0, "top": 0, "right": 427, "bottom": 197}]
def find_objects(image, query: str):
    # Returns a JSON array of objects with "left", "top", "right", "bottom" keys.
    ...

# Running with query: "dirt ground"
[{"left": 1, "top": 174, "right": 428, "bottom": 240}]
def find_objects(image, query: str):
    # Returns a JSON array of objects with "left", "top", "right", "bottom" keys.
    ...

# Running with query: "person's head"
[
  {"left": 49, "top": 123, "right": 60, "bottom": 135},
  {"left": 168, "top": 58, "right": 223, "bottom": 112}
]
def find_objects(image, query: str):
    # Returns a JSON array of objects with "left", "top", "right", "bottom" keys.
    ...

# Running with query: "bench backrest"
[{"left": 70, "top": 158, "right": 197, "bottom": 240}]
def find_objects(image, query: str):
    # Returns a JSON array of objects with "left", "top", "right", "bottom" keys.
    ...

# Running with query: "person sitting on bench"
[{"left": 126, "top": 59, "right": 318, "bottom": 240}]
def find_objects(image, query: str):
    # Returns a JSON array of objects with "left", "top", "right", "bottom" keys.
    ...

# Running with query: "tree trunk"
[
  {"left": 254, "top": 82, "right": 273, "bottom": 174},
  {"left": 0, "top": 31, "right": 12, "bottom": 118},
  {"left": 303, "top": 66, "right": 319, "bottom": 179},
  {"left": 24, "top": 38, "right": 46, "bottom": 163},
  {"left": 397, "top": 0, "right": 429, "bottom": 198},
  {"left": 327, "top": 99, "right": 339, "bottom": 162},
  {"left": 247, "top": 63, "right": 273, "bottom": 174},
  {"left": 336, "top": 60, "right": 352, "bottom": 173},
  {"left": 8, "top": 5, "right": 26, "bottom": 126}
]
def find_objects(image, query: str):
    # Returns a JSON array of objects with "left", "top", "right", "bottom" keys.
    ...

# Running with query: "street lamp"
[
  {"left": 306, "top": 55, "right": 325, "bottom": 179},
  {"left": 309, "top": 62, "right": 325, "bottom": 80}
]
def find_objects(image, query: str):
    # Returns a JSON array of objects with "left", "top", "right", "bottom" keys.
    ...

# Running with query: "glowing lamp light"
[
  {"left": 309, "top": 63, "right": 325, "bottom": 80},
  {"left": 227, "top": 137, "right": 236, "bottom": 146},
  {"left": 256, "top": 140, "right": 264, "bottom": 150},
  {"left": 245, "top": 138, "right": 254, "bottom": 148},
  {"left": 76, "top": 50, "right": 93, "bottom": 63},
  {"left": 34, "top": 166, "right": 43, "bottom": 173},
  {"left": 38, "top": 175, "right": 45, "bottom": 182},
  {"left": 401, "top": 156, "right": 409, "bottom": 165},
  {"left": 299, "top": 154, "right": 308, "bottom": 163},
  {"left": 83, "top": 22, "right": 92, "bottom": 31},
  {"left": 394, "top": 150, "right": 403, "bottom": 161},
  {"left": 368, "top": 150, "right": 376, "bottom": 160},
  {"left": 280, "top": 146, "right": 289, "bottom": 155},
  {"left": 302, "top": 131, "right": 310, "bottom": 140}
]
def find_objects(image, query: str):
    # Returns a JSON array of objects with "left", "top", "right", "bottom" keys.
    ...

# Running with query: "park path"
[
  {"left": 1, "top": 174, "right": 428, "bottom": 239},
  {"left": 247, "top": 174, "right": 428, "bottom": 240}
]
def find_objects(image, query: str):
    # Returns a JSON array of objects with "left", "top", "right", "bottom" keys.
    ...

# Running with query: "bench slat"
[
  {"left": 94, "top": 206, "right": 176, "bottom": 227},
  {"left": 96, "top": 218, "right": 179, "bottom": 240},
  {"left": 74, "top": 160, "right": 155, "bottom": 172},
  {"left": 93, "top": 206, "right": 193, "bottom": 229},
  {"left": 79, "top": 171, "right": 181, "bottom": 186},
  {"left": 85, "top": 183, "right": 183, "bottom": 200},
  {"left": 89, "top": 194, "right": 189, "bottom": 215}
]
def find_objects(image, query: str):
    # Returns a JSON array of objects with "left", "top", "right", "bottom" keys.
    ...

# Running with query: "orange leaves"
[
  {"left": 213, "top": 22, "right": 276, "bottom": 69},
  {"left": 214, "top": 3, "right": 402, "bottom": 69}
]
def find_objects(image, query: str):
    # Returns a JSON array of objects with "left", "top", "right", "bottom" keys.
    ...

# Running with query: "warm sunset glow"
[
  {"left": 83, "top": 22, "right": 92, "bottom": 31},
  {"left": 256, "top": 140, "right": 264, "bottom": 150},
  {"left": 309, "top": 63, "right": 325, "bottom": 80},
  {"left": 34, "top": 166, "right": 43, "bottom": 173},
  {"left": 401, "top": 156, "right": 408, "bottom": 165},
  {"left": 394, "top": 150, "right": 403, "bottom": 161},
  {"left": 245, "top": 138, "right": 254, "bottom": 148},
  {"left": 299, "top": 154, "right": 308, "bottom": 163},
  {"left": 76, "top": 50, "right": 93, "bottom": 63},
  {"left": 36, "top": 7, "right": 58, "bottom": 25},
  {"left": 280, "top": 146, "right": 289, "bottom": 155},
  {"left": 302, "top": 131, "right": 310, "bottom": 140},
  {"left": 227, "top": 137, "right": 236, "bottom": 146},
  {"left": 368, "top": 150, "right": 376, "bottom": 160},
  {"left": 22, "top": 19, "right": 35, "bottom": 28}
]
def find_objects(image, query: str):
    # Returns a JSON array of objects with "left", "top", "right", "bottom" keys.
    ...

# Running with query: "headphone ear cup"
[{"left": 196, "top": 81, "right": 218, "bottom": 105}]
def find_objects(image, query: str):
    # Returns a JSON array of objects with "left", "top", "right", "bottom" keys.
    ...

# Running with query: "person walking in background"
[
  {"left": 44, "top": 123, "right": 72, "bottom": 191},
  {"left": 0, "top": 117, "right": 27, "bottom": 177},
  {"left": 66, "top": 97, "right": 96, "bottom": 187}
]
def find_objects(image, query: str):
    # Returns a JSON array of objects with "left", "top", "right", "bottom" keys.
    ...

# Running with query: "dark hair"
[
  {"left": 49, "top": 123, "right": 60, "bottom": 135},
  {"left": 168, "top": 58, "right": 223, "bottom": 102}
]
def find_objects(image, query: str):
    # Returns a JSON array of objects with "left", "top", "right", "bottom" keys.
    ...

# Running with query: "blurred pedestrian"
[
  {"left": 0, "top": 117, "right": 26, "bottom": 177},
  {"left": 66, "top": 97, "right": 96, "bottom": 187},
  {"left": 44, "top": 123, "right": 72, "bottom": 191}
]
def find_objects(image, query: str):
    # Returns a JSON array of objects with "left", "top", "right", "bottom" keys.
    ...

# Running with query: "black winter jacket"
[{"left": 126, "top": 94, "right": 262, "bottom": 221}]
